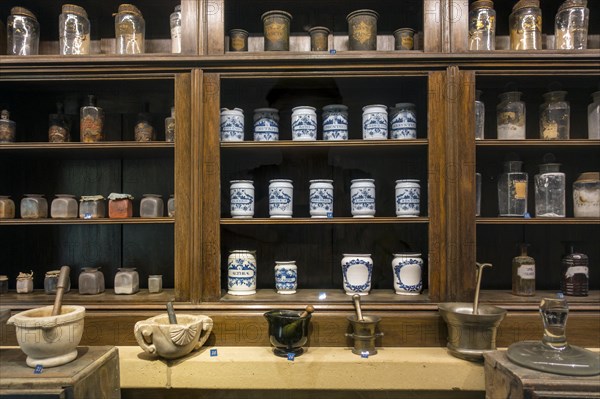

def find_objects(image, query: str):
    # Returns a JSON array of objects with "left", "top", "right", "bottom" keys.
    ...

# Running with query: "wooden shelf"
[
  {"left": 476, "top": 140, "right": 600, "bottom": 147},
  {"left": 478, "top": 290, "right": 600, "bottom": 311},
  {"left": 0, "top": 217, "right": 175, "bottom": 226},
  {"left": 0, "top": 142, "right": 174, "bottom": 150},
  {"left": 221, "top": 217, "right": 429, "bottom": 225},
  {"left": 476, "top": 217, "right": 599, "bottom": 225},
  {"left": 221, "top": 139, "right": 428, "bottom": 149},
  {"left": 0, "top": 142, "right": 175, "bottom": 159}
]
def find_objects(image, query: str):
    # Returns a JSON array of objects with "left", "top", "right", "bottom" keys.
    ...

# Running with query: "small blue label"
[
  {"left": 34, "top": 365, "right": 43, "bottom": 374},
  {"left": 329, "top": 49, "right": 337, "bottom": 55},
  {"left": 287, "top": 353, "right": 295, "bottom": 361},
  {"left": 361, "top": 351, "right": 369, "bottom": 359},
  {"left": 524, "top": 212, "right": 531, "bottom": 219},
  {"left": 327, "top": 212, "right": 333, "bottom": 218},
  {"left": 210, "top": 349, "right": 218, "bottom": 357},
  {"left": 84, "top": 213, "right": 92, "bottom": 220}
]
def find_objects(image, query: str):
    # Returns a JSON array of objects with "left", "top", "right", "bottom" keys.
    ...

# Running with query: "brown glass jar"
[{"left": 561, "top": 245, "right": 588, "bottom": 296}]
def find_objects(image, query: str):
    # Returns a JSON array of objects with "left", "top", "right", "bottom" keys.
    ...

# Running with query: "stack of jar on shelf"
[
  {"left": 6, "top": 4, "right": 182, "bottom": 55},
  {"left": 0, "top": 193, "right": 175, "bottom": 220},
  {"left": 221, "top": 103, "right": 419, "bottom": 142},
  {"left": 469, "top": 0, "right": 591, "bottom": 51},
  {"left": 0, "top": 268, "right": 164, "bottom": 296}
]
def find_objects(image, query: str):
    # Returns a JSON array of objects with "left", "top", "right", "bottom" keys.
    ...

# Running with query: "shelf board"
[
  {"left": 221, "top": 139, "right": 428, "bottom": 149},
  {"left": 476, "top": 139, "right": 600, "bottom": 147},
  {"left": 479, "top": 290, "right": 600, "bottom": 311},
  {"left": 476, "top": 217, "right": 599, "bottom": 225},
  {"left": 0, "top": 217, "right": 175, "bottom": 226},
  {"left": 0, "top": 142, "right": 174, "bottom": 150},
  {"left": 0, "top": 141, "right": 175, "bottom": 159},
  {"left": 221, "top": 217, "right": 429, "bottom": 225}
]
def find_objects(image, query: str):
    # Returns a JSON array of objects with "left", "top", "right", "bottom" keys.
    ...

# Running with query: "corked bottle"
[
  {"left": 80, "top": 95, "right": 104, "bottom": 142},
  {"left": 510, "top": 0, "right": 542, "bottom": 50},
  {"left": 115, "top": 4, "right": 145, "bottom": 54},
  {"left": 512, "top": 244, "right": 535, "bottom": 296},
  {"left": 561, "top": 243, "right": 588, "bottom": 296}
]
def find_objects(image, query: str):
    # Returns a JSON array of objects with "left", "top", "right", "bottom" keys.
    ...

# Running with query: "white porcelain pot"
[
  {"left": 230, "top": 180, "right": 254, "bottom": 218},
  {"left": 7, "top": 305, "right": 85, "bottom": 368},
  {"left": 390, "top": 103, "right": 417, "bottom": 139},
  {"left": 362, "top": 104, "right": 388, "bottom": 140},
  {"left": 274, "top": 261, "right": 298, "bottom": 294},
  {"left": 309, "top": 179, "right": 334, "bottom": 218},
  {"left": 395, "top": 179, "right": 421, "bottom": 217},
  {"left": 341, "top": 254, "right": 373, "bottom": 295},
  {"left": 220, "top": 107, "right": 244, "bottom": 141},
  {"left": 269, "top": 179, "right": 293, "bottom": 218},
  {"left": 351, "top": 179, "right": 376, "bottom": 217},
  {"left": 291, "top": 106, "right": 317, "bottom": 141},
  {"left": 322, "top": 104, "right": 348, "bottom": 140},
  {"left": 392, "top": 253, "right": 423, "bottom": 295},
  {"left": 227, "top": 250, "right": 257, "bottom": 295},
  {"left": 253, "top": 108, "right": 279, "bottom": 141}
]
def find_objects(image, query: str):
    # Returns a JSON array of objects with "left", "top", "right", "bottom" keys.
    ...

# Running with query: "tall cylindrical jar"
[
  {"left": 0, "top": 196, "right": 16, "bottom": 219},
  {"left": 253, "top": 108, "right": 279, "bottom": 141},
  {"left": 269, "top": 179, "right": 293, "bottom": 218},
  {"left": 555, "top": 0, "right": 589, "bottom": 50},
  {"left": 115, "top": 4, "right": 145, "bottom": 55},
  {"left": 341, "top": 254, "right": 373, "bottom": 295},
  {"left": 498, "top": 161, "right": 528, "bottom": 216},
  {"left": 509, "top": 0, "right": 542, "bottom": 50},
  {"left": 7, "top": 7, "right": 39, "bottom": 56},
  {"left": 274, "top": 261, "right": 297, "bottom": 294},
  {"left": 308, "top": 26, "right": 330, "bottom": 51},
  {"left": 540, "top": 91, "right": 569, "bottom": 140},
  {"left": 497, "top": 92, "right": 526, "bottom": 140},
  {"left": 80, "top": 95, "right": 104, "bottom": 142},
  {"left": 261, "top": 10, "right": 292, "bottom": 51},
  {"left": 351, "top": 179, "right": 376, "bottom": 217},
  {"left": 220, "top": 108, "right": 244, "bottom": 141},
  {"left": 535, "top": 162, "right": 565, "bottom": 217},
  {"left": 468, "top": 0, "right": 496, "bottom": 51},
  {"left": 322, "top": 105, "right": 348, "bottom": 140},
  {"left": 390, "top": 103, "right": 417, "bottom": 140},
  {"left": 227, "top": 250, "right": 257, "bottom": 295},
  {"left": 512, "top": 244, "right": 535, "bottom": 296},
  {"left": 59, "top": 4, "right": 90, "bottom": 55},
  {"left": 392, "top": 253, "right": 423, "bottom": 295},
  {"left": 573, "top": 172, "right": 600, "bottom": 217},
  {"left": 20, "top": 194, "right": 48, "bottom": 219},
  {"left": 395, "top": 179, "right": 420, "bottom": 217},
  {"left": 309, "top": 179, "right": 334, "bottom": 218},
  {"left": 561, "top": 245, "right": 588, "bottom": 296},
  {"left": 346, "top": 10, "right": 379, "bottom": 51},
  {"left": 362, "top": 105, "right": 388, "bottom": 140},
  {"left": 229, "top": 29, "right": 249, "bottom": 52},
  {"left": 588, "top": 91, "right": 600, "bottom": 139},
  {"left": 475, "top": 90, "right": 485, "bottom": 140},
  {"left": 170, "top": 5, "right": 182, "bottom": 54},
  {"left": 0, "top": 110, "right": 16, "bottom": 143},
  {"left": 230, "top": 180, "right": 254, "bottom": 218},
  {"left": 291, "top": 106, "right": 317, "bottom": 141}
]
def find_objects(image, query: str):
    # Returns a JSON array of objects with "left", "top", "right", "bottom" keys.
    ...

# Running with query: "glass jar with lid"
[
  {"left": 534, "top": 161, "right": 565, "bottom": 217},
  {"left": 170, "top": 5, "right": 182, "bottom": 54},
  {"left": 115, "top": 4, "right": 145, "bottom": 55},
  {"left": 80, "top": 95, "right": 104, "bottom": 142},
  {"left": 140, "top": 194, "right": 164, "bottom": 218},
  {"left": 469, "top": 0, "right": 496, "bottom": 51},
  {"left": 588, "top": 91, "right": 600, "bottom": 139},
  {"left": 7, "top": 7, "right": 39, "bottom": 55},
  {"left": 21, "top": 194, "right": 48, "bottom": 219},
  {"left": 49, "top": 103, "right": 71, "bottom": 143},
  {"left": 509, "top": 0, "right": 542, "bottom": 50},
  {"left": 0, "top": 196, "right": 16, "bottom": 219},
  {"left": 555, "top": 0, "right": 589, "bottom": 50},
  {"left": 114, "top": 267, "right": 139, "bottom": 295},
  {"left": 573, "top": 172, "right": 600, "bottom": 217},
  {"left": 540, "top": 91, "right": 569, "bottom": 140},
  {"left": 134, "top": 111, "right": 155, "bottom": 142},
  {"left": 0, "top": 110, "right": 16, "bottom": 143},
  {"left": 108, "top": 193, "right": 134, "bottom": 218},
  {"left": 59, "top": 4, "right": 90, "bottom": 55},
  {"left": 16, "top": 271, "right": 34, "bottom": 294},
  {"left": 44, "top": 270, "right": 71, "bottom": 294},
  {"left": 79, "top": 267, "right": 105, "bottom": 295},
  {"left": 497, "top": 92, "right": 526, "bottom": 139},
  {"left": 51, "top": 194, "right": 78, "bottom": 219},
  {"left": 498, "top": 161, "right": 528, "bottom": 216},
  {"left": 475, "top": 90, "right": 485, "bottom": 139},
  {"left": 79, "top": 195, "right": 106, "bottom": 219}
]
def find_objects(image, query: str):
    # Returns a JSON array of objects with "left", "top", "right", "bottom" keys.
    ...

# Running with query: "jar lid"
[
  {"left": 308, "top": 26, "right": 331, "bottom": 34},
  {"left": 559, "top": 0, "right": 587, "bottom": 12},
  {"left": 394, "top": 102, "right": 416, "bottom": 109},
  {"left": 498, "top": 91, "right": 523, "bottom": 100},
  {"left": 229, "top": 29, "right": 249, "bottom": 36},
  {"left": 11, "top": 7, "right": 37, "bottom": 20},
  {"left": 117, "top": 4, "right": 142, "bottom": 16},
  {"left": 323, "top": 104, "right": 348, "bottom": 112},
  {"left": 62, "top": 4, "right": 88, "bottom": 18},
  {"left": 81, "top": 267, "right": 100, "bottom": 272},
  {"left": 513, "top": 0, "right": 540, "bottom": 12},
  {"left": 346, "top": 9, "right": 380, "bottom": 21},
  {"left": 254, "top": 107, "right": 279, "bottom": 113},
  {"left": 17, "top": 271, "right": 34, "bottom": 280},
  {"left": 576, "top": 172, "right": 600, "bottom": 182},
  {"left": 471, "top": 0, "right": 494, "bottom": 10},
  {"left": 261, "top": 10, "right": 293, "bottom": 22},
  {"left": 543, "top": 91, "right": 567, "bottom": 101},
  {"left": 108, "top": 193, "right": 134, "bottom": 200},
  {"left": 393, "top": 27, "right": 415, "bottom": 35},
  {"left": 0, "top": 275, "right": 8, "bottom": 281},
  {"left": 142, "top": 193, "right": 162, "bottom": 198},
  {"left": 80, "top": 195, "right": 105, "bottom": 202},
  {"left": 393, "top": 253, "right": 422, "bottom": 257},
  {"left": 269, "top": 179, "right": 293, "bottom": 184},
  {"left": 292, "top": 106, "right": 316, "bottom": 112},
  {"left": 45, "top": 270, "right": 61, "bottom": 277},
  {"left": 117, "top": 267, "right": 137, "bottom": 271}
]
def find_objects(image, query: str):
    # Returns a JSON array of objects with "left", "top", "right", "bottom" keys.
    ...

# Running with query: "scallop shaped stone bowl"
[{"left": 134, "top": 314, "right": 213, "bottom": 359}]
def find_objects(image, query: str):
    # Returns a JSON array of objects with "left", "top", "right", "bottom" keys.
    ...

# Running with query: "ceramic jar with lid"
[
  {"left": 347, "top": 9, "right": 378, "bottom": 51},
  {"left": 308, "top": 27, "right": 330, "bottom": 51},
  {"left": 165, "top": 107, "right": 175, "bottom": 142},
  {"left": 148, "top": 275, "right": 163, "bottom": 293},
  {"left": 540, "top": 91, "right": 570, "bottom": 140},
  {"left": 269, "top": 179, "right": 293, "bottom": 218},
  {"left": 555, "top": 0, "right": 589, "bottom": 50},
  {"left": 230, "top": 180, "right": 255, "bottom": 218},
  {"left": 0, "top": 196, "right": 16, "bottom": 219},
  {"left": 393, "top": 28, "right": 415, "bottom": 50},
  {"left": 253, "top": 108, "right": 279, "bottom": 141},
  {"left": 44, "top": 270, "right": 71, "bottom": 294},
  {"left": 573, "top": 172, "right": 600, "bottom": 217},
  {"left": 0, "top": 110, "right": 16, "bottom": 143},
  {"left": 395, "top": 179, "right": 421, "bottom": 217},
  {"left": 497, "top": 92, "right": 526, "bottom": 139},
  {"left": 351, "top": 179, "right": 376, "bottom": 217},
  {"left": 468, "top": 0, "right": 496, "bottom": 51},
  {"left": 7, "top": 7, "right": 39, "bottom": 55},
  {"left": 78, "top": 267, "right": 105, "bottom": 295},
  {"left": 341, "top": 254, "right": 373, "bottom": 295},
  {"left": 0, "top": 276, "right": 8, "bottom": 294},
  {"left": 51, "top": 194, "right": 78, "bottom": 219},
  {"left": 114, "top": 267, "right": 139, "bottom": 295},
  {"left": 291, "top": 106, "right": 317, "bottom": 141},
  {"left": 262, "top": 10, "right": 292, "bottom": 51},
  {"left": 108, "top": 193, "right": 134, "bottom": 218},
  {"left": 309, "top": 179, "right": 334, "bottom": 218},
  {"left": 322, "top": 105, "right": 348, "bottom": 140},
  {"left": 274, "top": 261, "right": 297, "bottom": 294},
  {"left": 229, "top": 29, "right": 249, "bottom": 52},
  {"left": 390, "top": 103, "right": 417, "bottom": 139},
  {"left": 392, "top": 253, "right": 423, "bottom": 295},
  {"left": 221, "top": 108, "right": 245, "bottom": 141},
  {"left": 170, "top": 5, "right": 182, "bottom": 53},
  {"left": 140, "top": 194, "right": 164, "bottom": 218},
  {"left": 59, "top": 4, "right": 90, "bottom": 55},
  {"left": 227, "top": 250, "right": 257, "bottom": 295},
  {"left": 21, "top": 195, "right": 48, "bottom": 219},
  {"left": 510, "top": 0, "right": 542, "bottom": 51},
  {"left": 16, "top": 271, "right": 34, "bottom": 294},
  {"left": 79, "top": 195, "right": 106, "bottom": 219},
  {"left": 362, "top": 105, "right": 388, "bottom": 140},
  {"left": 115, "top": 4, "right": 145, "bottom": 54},
  {"left": 168, "top": 195, "right": 175, "bottom": 217}
]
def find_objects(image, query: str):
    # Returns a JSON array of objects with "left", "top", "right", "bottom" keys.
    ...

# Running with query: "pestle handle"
[
  {"left": 299, "top": 305, "right": 315, "bottom": 318},
  {"left": 166, "top": 301, "right": 178, "bottom": 324},
  {"left": 473, "top": 263, "right": 493, "bottom": 315},
  {"left": 51, "top": 266, "right": 70, "bottom": 316},
  {"left": 352, "top": 294, "right": 364, "bottom": 321}
]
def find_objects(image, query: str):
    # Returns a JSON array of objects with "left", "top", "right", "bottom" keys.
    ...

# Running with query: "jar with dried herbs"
[
  {"left": 80, "top": 95, "right": 104, "bottom": 142},
  {"left": 165, "top": 107, "right": 175, "bottom": 142},
  {"left": 509, "top": 0, "right": 542, "bottom": 50},
  {"left": 48, "top": 103, "right": 71, "bottom": 142},
  {"left": 555, "top": 0, "right": 589, "bottom": 50},
  {"left": 134, "top": 112, "right": 155, "bottom": 142},
  {"left": 497, "top": 92, "right": 526, "bottom": 139},
  {"left": 16, "top": 271, "right": 34, "bottom": 294},
  {"left": 79, "top": 195, "right": 106, "bottom": 219},
  {"left": 0, "top": 110, "right": 16, "bottom": 143},
  {"left": 0, "top": 196, "right": 16, "bottom": 219}
]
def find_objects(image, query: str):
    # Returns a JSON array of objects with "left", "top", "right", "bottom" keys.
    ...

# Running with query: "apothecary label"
[
  {"left": 518, "top": 264, "right": 535, "bottom": 279},
  {"left": 565, "top": 266, "right": 589, "bottom": 278}
]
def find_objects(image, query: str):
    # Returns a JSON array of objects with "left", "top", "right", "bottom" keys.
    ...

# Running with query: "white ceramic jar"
[
  {"left": 391, "top": 253, "right": 423, "bottom": 295},
  {"left": 291, "top": 106, "right": 317, "bottom": 141},
  {"left": 148, "top": 275, "right": 163, "bottom": 293},
  {"left": 390, "top": 103, "right": 417, "bottom": 139},
  {"left": 253, "top": 108, "right": 279, "bottom": 141},
  {"left": 16, "top": 271, "right": 34, "bottom": 294},
  {"left": 351, "top": 179, "right": 376, "bottom": 217},
  {"left": 20, "top": 194, "right": 48, "bottom": 219},
  {"left": 114, "top": 267, "right": 139, "bottom": 295},
  {"left": 573, "top": 172, "right": 600, "bottom": 217},
  {"left": 309, "top": 179, "right": 334, "bottom": 218},
  {"left": 269, "top": 179, "right": 293, "bottom": 218},
  {"left": 322, "top": 104, "right": 348, "bottom": 140},
  {"left": 274, "top": 261, "right": 297, "bottom": 294},
  {"left": 341, "top": 254, "right": 373, "bottom": 295},
  {"left": 362, "top": 104, "right": 388, "bottom": 140},
  {"left": 220, "top": 108, "right": 244, "bottom": 141},
  {"left": 395, "top": 179, "right": 421, "bottom": 217},
  {"left": 230, "top": 180, "right": 255, "bottom": 218},
  {"left": 51, "top": 194, "right": 78, "bottom": 219},
  {"left": 227, "top": 250, "right": 257, "bottom": 295}
]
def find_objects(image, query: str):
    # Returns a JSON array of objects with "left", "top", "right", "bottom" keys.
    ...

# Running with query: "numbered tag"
[
  {"left": 361, "top": 351, "right": 369, "bottom": 359},
  {"left": 287, "top": 353, "right": 295, "bottom": 361},
  {"left": 210, "top": 349, "right": 218, "bottom": 357},
  {"left": 34, "top": 365, "right": 43, "bottom": 374}
]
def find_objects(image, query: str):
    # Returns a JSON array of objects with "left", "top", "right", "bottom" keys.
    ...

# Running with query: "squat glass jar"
[
  {"left": 79, "top": 195, "right": 106, "bottom": 219},
  {"left": 140, "top": 194, "right": 164, "bottom": 218},
  {"left": 51, "top": 194, "right": 78, "bottom": 219},
  {"left": 0, "top": 110, "right": 16, "bottom": 143},
  {"left": 20, "top": 194, "right": 48, "bottom": 219},
  {"left": 78, "top": 267, "right": 105, "bottom": 295},
  {"left": 114, "top": 267, "right": 139, "bottom": 295},
  {"left": 44, "top": 270, "right": 71, "bottom": 294},
  {"left": 16, "top": 271, "right": 34, "bottom": 294},
  {"left": 0, "top": 196, "right": 16, "bottom": 219}
]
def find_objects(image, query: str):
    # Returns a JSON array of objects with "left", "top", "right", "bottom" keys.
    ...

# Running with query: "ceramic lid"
[
  {"left": 346, "top": 9, "right": 380, "bottom": 21},
  {"left": 471, "top": 0, "right": 494, "bottom": 10}
]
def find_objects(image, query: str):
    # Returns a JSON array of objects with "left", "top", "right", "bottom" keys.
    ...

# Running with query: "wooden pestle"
[
  {"left": 352, "top": 294, "right": 364, "bottom": 321},
  {"left": 166, "top": 301, "right": 178, "bottom": 324},
  {"left": 299, "top": 305, "right": 315, "bottom": 318},
  {"left": 51, "top": 265, "right": 71, "bottom": 316}
]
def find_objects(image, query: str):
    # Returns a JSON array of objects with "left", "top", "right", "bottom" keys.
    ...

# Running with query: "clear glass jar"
[
  {"left": 170, "top": 5, "right": 182, "bottom": 54},
  {"left": 498, "top": 161, "right": 528, "bottom": 216},
  {"left": 20, "top": 194, "right": 48, "bottom": 219},
  {"left": 573, "top": 172, "right": 600, "bottom": 217},
  {"left": 555, "top": 0, "right": 589, "bottom": 50},
  {"left": 475, "top": 90, "right": 485, "bottom": 140},
  {"left": 0, "top": 110, "right": 16, "bottom": 143},
  {"left": 51, "top": 194, "right": 78, "bottom": 219},
  {"left": 115, "top": 4, "right": 145, "bottom": 55},
  {"left": 7, "top": 7, "right": 39, "bottom": 56},
  {"left": 134, "top": 112, "right": 155, "bottom": 142},
  {"left": 561, "top": 245, "right": 588, "bottom": 296},
  {"left": 16, "top": 271, "right": 34, "bottom": 294},
  {"left": 497, "top": 91, "right": 526, "bottom": 140},
  {"left": 48, "top": 103, "right": 71, "bottom": 143},
  {"left": 80, "top": 95, "right": 104, "bottom": 142},
  {"left": 539, "top": 91, "right": 569, "bottom": 140},
  {"left": 0, "top": 275, "right": 8, "bottom": 294},
  {"left": 114, "top": 267, "right": 139, "bottom": 295},
  {"left": 469, "top": 0, "right": 496, "bottom": 51},
  {"left": 588, "top": 91, "right": 600, "bottom": 139},
  {"left": 165, "top": 107, "right": 175, "bottom": 142},
  {"left": 167, "top": 195, "right": 175, "bottom": 217},
  {"left": 78, "top": 267, "right": 105, "bottom": 295},
  {"left": 148, "top": 275, "right": 163, "bottom": 293},
  {"left": 510, "top": 0, "right": 542, "bottom": 50},
  {"left": 79, "top": 195, "right": 106, "bottom": 219},
  {"left": 140, "top": 194, "right": 164, "bottom": 218},
  {"left": 59, "top": 4, "right": 90, "bottom": 55},
  {"left": 535, "top": 163, "right": 565, "bottom": 217},
  {"left": 512, "top": 244, "right": 535, "bottom": 296},
  {"left": 44, "top": 270, "right": 70, "bottom": 294},
  {"left": 0, "top": 196, "right": 16, "bottom": 219}
]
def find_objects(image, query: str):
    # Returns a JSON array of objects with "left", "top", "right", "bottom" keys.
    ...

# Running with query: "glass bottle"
[
  {"left": 475, "top": 90, "right": 485, "bottom": 140},
  {"left": 134, "top": 111, "right": 155, "bottom": 142},
  {"left": 588, "top": 91, "right": 600, "bottom": 139},
  {"left": 140, "top": 194, "right": 164, "bottom": 218},
  {"left": 48, "top": 103, "right": 71, "bottom": 143},
  {"left": 510, "top": 0, "right": 542, "bottom": 50},
  {"left": 80, "top": 95, "right": 104, "bottom": 142},
  {"left": 78, "top": 267, "right": 105, "bottom": 295},
  {"left": 555, "top": 0, "right": 589, "bottom": 50},
  {"left": 59, "top": 4, "right": 90, "bottom": 55},
  {"left": 114, "top": 267, "right": 139, "bottom": 295},
  {"left": 7, "top": 7, "right": 39, "bottom": 56},
  {"left": 497, "top": 92, "right": 526, "bottom": 140},
  {"left": 16, "top": 271, "right": 34, "bottom": 294},
  {"left": 512, "top": 244, "right": 535, "bottom": 296},
  {"left": 539, "top": 91, "right": 569, "bottom": 140},
  {"left": 170, "top": 5, "right": 182, "bottom": 54},
  {"left": 561, "top": 244, "right": 588, "bottom": 296},
  {"left": 498, "top": 161, "right": 528, "bottom": 216},
  {"left": 535, "top": 161, "right": 565, "bottom": 217},
  {"left": 115, "top": 4, "right": 145, "bottom": 55},
  {"left": 573, "top": 172, "right": 600, "bottom": 218},
  {"left": 167, "top": 195, "right": 175, "bottom": 217},
  {"left": 468, "top": 0, "right": 496, "bottom": 51},
  {"left": 165, "top": 107, "right": 175, "bottom": 142},
  {"left": 0, "top": 110, "right": 16, "bottom": 143},
  {"left": 0, "top": 196, "right": 16, "bottom": 219}
]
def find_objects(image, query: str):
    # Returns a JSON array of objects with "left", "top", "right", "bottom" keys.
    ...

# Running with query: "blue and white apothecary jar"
[
  {"left": 391, "top": 253, "right": 423, "bottom": 295},
  {"left": 220, "top": 108, "right": 244, "bottom": 141},
  {"left": 269, "top": 179, "right": 293, "bottom": 218},
  {"left": 309, "top": 179, "right": 334, "bottom": 218},
  {"left": 351, "top": 178, "right": 376, "bottom": 217},
  {"left": 230, "top": 180, "right": 254, "bottom": 218},
  {"left": 274, "top": 260, "right": 297, "bottom": 295},
  {"left": 322, "top": 104, "right": 348, "bottom": 140},
  {"left": 395, "top": 179, "right": 420, "bottom": 217},
  {"left": 362, "top": 104, "right": 388, "bottom": 140},
  {"left": 291, "top": 106, "right": 317, "bottom": 141},
  {"left": 390, "top": 103, "right": 417, "bottom": 139},
  {"left": 253, "top": 108, "right": 279, "bottom": 141},
  {"left": 341, "top": 254, "right": 373, "bottom": 295},
  {"left": 227, "top": 250, "right": 257, "bottom": 295}
]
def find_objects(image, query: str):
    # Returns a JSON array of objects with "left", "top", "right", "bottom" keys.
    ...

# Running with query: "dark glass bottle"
[{"left": 561, "top": 244, "right": 589, "bottom": 296}]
